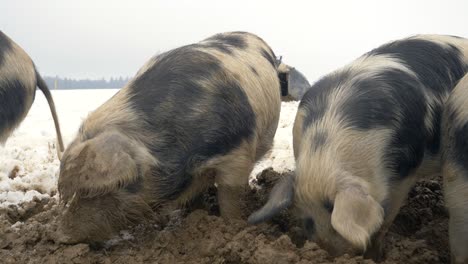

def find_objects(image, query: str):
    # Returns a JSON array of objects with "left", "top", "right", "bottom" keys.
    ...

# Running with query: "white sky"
[{"left": 1, "top": 0, "right": 467, "bottom": 81}]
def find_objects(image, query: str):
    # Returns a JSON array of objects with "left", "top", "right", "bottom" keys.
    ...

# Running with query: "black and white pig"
[
  {"left": 0, "top": 31, "right": 64, "bottom": 154},
  {"left": 57, "top": 31, "right": 283, "bottom": 243},
  {"left": 442, "top": 73, "right": 468, "bottom": 264},
  {"left": 249, "top": 35, "right": 468, "bottom": 260}
]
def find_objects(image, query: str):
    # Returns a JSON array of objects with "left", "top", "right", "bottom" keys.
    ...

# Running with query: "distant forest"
[{"left": 43, "top": 76, "right": 132, "bottom": 89}]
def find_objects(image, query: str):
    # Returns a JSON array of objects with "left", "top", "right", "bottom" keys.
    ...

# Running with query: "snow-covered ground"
[{"left": 0, "top": 89, "right": 298, "bottom": 207}]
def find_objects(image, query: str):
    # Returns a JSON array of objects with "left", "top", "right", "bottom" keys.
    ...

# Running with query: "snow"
[
  {"left": 0, "top": 89, "right": 298, "bottom": 207},
  {"left": 251, "top": 101, "right": 298, "bottom": 176},
  {"left": 0, "top": 89, "right": 116, "bottom": 208}
]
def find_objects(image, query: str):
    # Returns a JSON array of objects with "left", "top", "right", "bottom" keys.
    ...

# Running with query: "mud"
[{"left": 0, "top": 168, "right": 449, "bottom": 264}]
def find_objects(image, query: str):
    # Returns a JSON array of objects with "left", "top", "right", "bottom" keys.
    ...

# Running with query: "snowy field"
[{"left": 0, "top": 89, "right": 298, "bottom": 208}]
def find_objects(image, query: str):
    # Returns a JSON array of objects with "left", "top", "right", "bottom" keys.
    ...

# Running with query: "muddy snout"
[
  {"left": 54, "top": 226, "right": 78, "bottom": 245},
  {"left": 53, "top": 205, "right": 81, "bottom": 245},
  {"left": 53, "top": 203, "right": 91, "bottom": 244},
  {"left": 55, "top": 195, "right": 121, "bottom": 244}
]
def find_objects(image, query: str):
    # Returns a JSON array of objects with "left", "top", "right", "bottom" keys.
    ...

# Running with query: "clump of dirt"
[
  {"left": 0, "top": 169, "right": 450, "bottom": 264},
  {"left": 0, "top": 196, "right": 52, "bottom": 224},
  {"left": 384, "top": 176, "right": 449, "bottom": 263},
  {"left": 8, "top": 165, "right": 20, "bottom": 180}
]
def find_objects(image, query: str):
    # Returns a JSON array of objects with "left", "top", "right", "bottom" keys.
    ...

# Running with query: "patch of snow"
[
  {"left": 251, "top": 101, "right": 298, "bottom": 177},
  {"left": 0, "top": 89, "right": 118, "bottom": 208}
]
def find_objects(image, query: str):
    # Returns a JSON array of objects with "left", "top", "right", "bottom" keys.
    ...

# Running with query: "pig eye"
[{"left": 324, "top": 199, "right": 334, "bottom": 213}]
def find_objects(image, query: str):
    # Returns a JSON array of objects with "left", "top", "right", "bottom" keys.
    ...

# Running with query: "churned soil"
[{"left": 0, "top": 168, "right": 449, "bottom": 264}]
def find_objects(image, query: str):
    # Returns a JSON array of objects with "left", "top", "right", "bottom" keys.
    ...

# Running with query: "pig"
[
  {"left": 277, "top": 61, "right": 311, "bottom": 100},
  {"left": 249, "top": 35, "right": 468, "bottom": 260},
  {"left": 57, "top": 31, "right": 283, "bottom": 243},
  {"left": 441, "top": 73, "right": 468, "bottom": 264},
  {"left": 0, "top": 31, "right": 64, "bottom": 155}
]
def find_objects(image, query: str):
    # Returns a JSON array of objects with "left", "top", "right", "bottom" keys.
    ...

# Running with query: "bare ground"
[{"left": 0, "top": 168, "right": 448, "bottom": 264}]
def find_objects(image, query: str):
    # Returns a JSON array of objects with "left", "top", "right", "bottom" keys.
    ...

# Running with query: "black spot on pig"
[
  {"left": 250, "top": 66, "right": 259, "bottom": 76},
  {"left": 323, "top": 199, "right": 334, "bottom": 213},
  {"left": 341, "top": 68, "right": 425, "bottom": 130},
  {"left": 130, "top": 46, "right": 255, "bottom": 200},
  {"left": 388, "top": 119, "right": 426, "bottom": 179},
  {"left": 207, "top": 34, "right": 247, "bottom": 49},
  {"left": 347, "top": 68, "right": 427, "bottom": 179},
  {"left": 261, "top": 48, "right": 276, "bottom": 68},
  {"left": 301, "top": 70, "right": 352, "bottom": 130},
  {"left": 230, "top": 31, "right": 276, "bottom": 57},
  {"left": 0, "top": 79, "right": 28, "bottom": 137},
  {"left": 367, "top": 38, "right": 467, "bottom": 177},
  {"left": 311, "top": 130, "right": 327, "bottom": 151},
  {"left": 370, "top": 39, "right": 466, "bottom": 95}
]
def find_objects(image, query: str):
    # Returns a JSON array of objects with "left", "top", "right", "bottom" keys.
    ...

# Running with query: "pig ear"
[
  {"left": 331, "top": 185, "right": 384, "bottom": 250},
  {"left": 59, "top": 131, "right": 156, "bottom": 201},
  {"left": 248, "top": 175, "right": 294, "bottom": 224}
]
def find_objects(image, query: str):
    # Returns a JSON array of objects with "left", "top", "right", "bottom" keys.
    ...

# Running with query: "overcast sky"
[{"left": 2, "top": 0, "right": 467, "bottom": 82}]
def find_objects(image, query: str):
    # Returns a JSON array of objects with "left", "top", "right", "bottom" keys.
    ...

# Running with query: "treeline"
[{"left": 43, "top": 76, "right": 132, "bottom": 89}]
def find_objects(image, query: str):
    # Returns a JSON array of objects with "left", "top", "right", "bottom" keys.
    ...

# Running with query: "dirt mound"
[{"left": 0, "top": 169, "right": 449, "bottom": 264}]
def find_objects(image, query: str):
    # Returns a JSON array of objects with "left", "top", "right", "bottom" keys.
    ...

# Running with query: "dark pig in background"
[
  {"left": 277, "top": 61, "right": 311, "bottom": 100},
  {"left": 0, "top": 31, "right": 64, "bottom": 155},
  {"left": 278, "top": 57, "right": 310, "bottom": 101},
  {"left": 249, "top": 35, "right": 468, "bottom": 261},
  {"left": 57, "top": 31, "right": 283, "bottom": 243}
]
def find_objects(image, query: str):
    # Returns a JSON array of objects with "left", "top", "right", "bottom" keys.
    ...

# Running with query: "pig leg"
[
  {"left": 366, "top": 156, "right": 439, "bottom": 261},
  {"left": 448, "top": 199, "right": 468, "bottom": 264},
  {"left": 444, "top": 164, "right": 468, "bottom": 264},
  {"left": 254, "top": 121, "right": 278, "bottom": 161},
  {"left": 175, "top": 168, "right": 217, "bottom": 207},
  {"left": 215, "top": 142, "right": 255, "bottom": 219},
  {"left": 216, "top": 182, "right": 248, "bottom": 219},
  {"left": 365, "top": 176, "right": 419, "bottom": 261}
]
